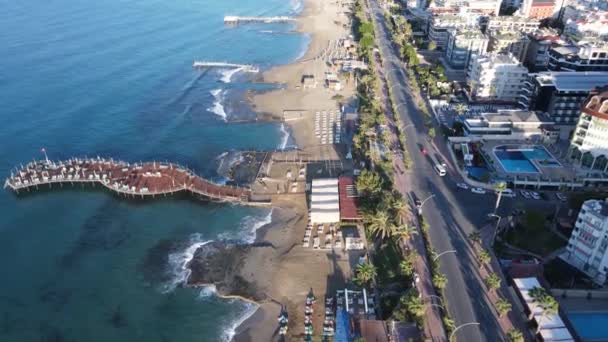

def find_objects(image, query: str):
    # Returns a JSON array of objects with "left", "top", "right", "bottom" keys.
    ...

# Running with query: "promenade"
[{"left": 4, "top": 158, "right": 252, "bottom": 203}]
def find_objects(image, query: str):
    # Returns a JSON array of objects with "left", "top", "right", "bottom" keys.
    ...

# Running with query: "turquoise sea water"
[{"left": 0, "top": 0, "right": 306, "bottom": 341}]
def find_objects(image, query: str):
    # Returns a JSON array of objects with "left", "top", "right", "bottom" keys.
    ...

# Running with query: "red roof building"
[{"left": 338, "top": 176, "right": 362, "bottom": 222}]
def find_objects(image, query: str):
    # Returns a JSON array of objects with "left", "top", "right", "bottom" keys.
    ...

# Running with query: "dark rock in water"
[
  {"left": 38, "top": 283, "right": 72, "bottom": 313},
  {"left": 138, "top": 238, "right": 182, "bottom": 285},
  {"left": 108, "top": 305, "right": 128, "bottom": 328},
  {"left": 38, "top": 324, "right": 68, "bottom": 342},
  {"left": 187, "top": 241, "right": 265, "bottom": 302}
]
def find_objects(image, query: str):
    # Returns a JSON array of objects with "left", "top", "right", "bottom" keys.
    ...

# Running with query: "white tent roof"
[
  {"left": 310, "top": 178, "right": 340, "bottom": 224},
  {"left": 539, "top": 327, "right": 574, "bottom": 341}
]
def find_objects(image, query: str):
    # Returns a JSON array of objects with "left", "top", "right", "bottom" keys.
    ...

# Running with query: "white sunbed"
[{"left": 313, "top": 237, "right": 320, "bottom": 249}]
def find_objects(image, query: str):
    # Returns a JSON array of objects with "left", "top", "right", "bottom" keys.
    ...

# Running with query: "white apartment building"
[
  {"left": 467, "top": 54, "right": 529, "bottom": 102},
  {"left": 428, "top": 14, "right": 481, "bottom": 50},
  {"left": 463, "top": 109, "right": 558, "bottom": 141},
  {"left": 564, "top": 11, "right": 608, "bottom": 40},
  {"left": 430, "top": 0, "right": 502, "bottom": 15},
  {"left": 569, "top": 87, "right": 608, "bottom": 172},
  {"left": 564, "top": 198, "right": 608, "bottom": 285},
  {"left": 488, "top": 30, "right": 531, "bottom": 62},
  {"left": 445, "top": 29, "right": 489, "bottom": 69},
  {"left": 485, "top": 15, "right": 540, "bottom": 33}
]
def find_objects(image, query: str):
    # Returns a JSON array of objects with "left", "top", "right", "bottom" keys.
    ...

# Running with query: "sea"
[{"left": 0, "top": 0, "right": 307, "bottom": 341}]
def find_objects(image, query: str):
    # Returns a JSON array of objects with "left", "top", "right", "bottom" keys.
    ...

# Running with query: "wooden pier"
[
  {"left": 223, "top": 16, "right": 295, "bottom": 24},
  {"left": 4, "top": 158, "right": 261, "bottom": 204}
]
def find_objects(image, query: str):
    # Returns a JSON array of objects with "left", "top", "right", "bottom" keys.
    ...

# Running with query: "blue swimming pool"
[
  {"left": 568, "top": 312, "right": 608, "bottom": 341},
  {"left": 494, "top": 145, "right": 560, "bottom": 173}
]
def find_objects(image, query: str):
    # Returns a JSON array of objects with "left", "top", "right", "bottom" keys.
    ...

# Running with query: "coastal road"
[{"left": 367, "top": 1, "right": 506, "bottom": 341}]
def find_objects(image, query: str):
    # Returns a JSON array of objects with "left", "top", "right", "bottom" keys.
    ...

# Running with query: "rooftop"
[
  {"left": 583, "top": 86, "right": 608, "bottom": 117},
  {"left": 533, "top": 71, "right": 608, "bottom": 92},
  {"left": 581, "top": 198, "right": 608, "bottom": 218}
]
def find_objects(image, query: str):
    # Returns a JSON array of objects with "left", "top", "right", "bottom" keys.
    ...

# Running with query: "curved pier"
[{"left": 4, "top": 158, "right": 255, "bottom": 203}]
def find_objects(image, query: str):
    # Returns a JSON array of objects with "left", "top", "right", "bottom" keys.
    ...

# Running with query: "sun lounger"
[{"left": 313, "top": 237, "right": 320, "bottom": 249}]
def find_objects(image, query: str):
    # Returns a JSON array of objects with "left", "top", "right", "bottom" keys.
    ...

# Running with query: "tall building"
[
  {"left": 467, "top": 54, "right": 529, "bottom": 102},
  {"left": 523, "top": 28, "right": 563, "bottom": 71},
  {"left": 428, "top": 14, "right": 481, "bottom": 50},
  {"left": 569, "top": 87, "right": 608, "bottom": 170},
  {"left": 564, "top": 198, "right": 608, "bottom": 285},
  {"left": 548, "top": 43, "right": 608, "bottom": 72},
  {"left": 488, "top": 30, "right": 531, "bottom": 62},
  {"left": 520, "top": 0, "right": 556, "bottom": 18},
  {"left": 519, "top": 72, "right": 608, "bottom": 133},
  {"left": 445, "top": 29, "right": 489, "bottom": 69},
  {"left": 484, "top": 15, "right": 540, "bottom": 33},
  {"left": 564, "top": 11, "right": 608, "bottom": 40}
]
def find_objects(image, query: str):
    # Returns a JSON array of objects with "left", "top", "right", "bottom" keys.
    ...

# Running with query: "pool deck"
[{"left": 481, "top": 140, "right": 577, "bottom": 182}]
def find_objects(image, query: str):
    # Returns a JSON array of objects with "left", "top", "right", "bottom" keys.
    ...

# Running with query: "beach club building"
[{"left": 309, "top": 177, "right": 362, "bottom": 224}]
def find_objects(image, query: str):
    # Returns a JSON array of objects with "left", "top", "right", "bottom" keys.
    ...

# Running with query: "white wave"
[
  {"left": 208, "top": 89, "right": 227, "bottom": 120},
  {"left": 291, "top": 0, "right": 303, "bottom": 13},
  {"left": 162, "top": 233, "right": 212, "bottom": 293},
  {"left": 220, "top": 67, "right": 243, "bottom": 83},
  {"left": 219, "top": 208, "right": 273, "bottom": 243},
  {"left": 279, "top": 123, "right": 290, "bottom": 150},
  {"left": 198, "top": 284, "right": 218, "bottom": 298},
  {"left": 222, "top": 302, "right": 260, "bottom": 342},
  {"left": 259, "top": 30, "right": 274, "bottom": 34}
]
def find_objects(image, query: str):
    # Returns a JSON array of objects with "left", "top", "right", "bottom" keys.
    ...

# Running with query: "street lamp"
[
  {"left": 417, "top": 194, "right": 435, "bottom": 214},
  {"left": 488, "top": 213, "right": 502, "bottom": 246},
  {"left": 433, "top": 249, "right": 457, "bottom": 262},
  {"left": 449, "top": 322, "right": 480, "bottom": 341}
]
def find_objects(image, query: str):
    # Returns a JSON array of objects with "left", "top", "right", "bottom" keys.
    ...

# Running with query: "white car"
[
  {"left": 556, "top": 192, "right": 567, "bottom": 202},
  {"left": 531, "top": 191, "right": 541, "bottom": 200},
  {"left": 520, "top": 190, "right": 531, "bottom": 199},
  {"left": 456, "top": 182, "right": 469, "bottom": 190},
  {"left": 471, "top": 187, "right": 486, "bottom": 194}
]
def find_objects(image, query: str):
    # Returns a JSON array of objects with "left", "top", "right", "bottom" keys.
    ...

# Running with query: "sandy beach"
[{"left": 251, "top": 0, "right": 357, "bottom": 149}]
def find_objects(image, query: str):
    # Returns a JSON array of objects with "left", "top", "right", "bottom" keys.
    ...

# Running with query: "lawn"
[{"left": 503, "top": 210, "right": 567, "bottom": 257}]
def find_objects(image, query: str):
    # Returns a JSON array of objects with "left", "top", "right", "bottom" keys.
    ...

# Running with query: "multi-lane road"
[{"left": 367, "top": 1, "right": 509, "bottom": 341}]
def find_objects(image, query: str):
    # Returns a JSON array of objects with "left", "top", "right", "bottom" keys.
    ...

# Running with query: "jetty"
[
  {"left": 192, "top": 61, "right": 259, "bottom": 73},
  {"left": 4, "top": 158, "right": 262, "bottom": 204},
  {"left": 223, "top": 16, "right": 295, "bottom": 24}
]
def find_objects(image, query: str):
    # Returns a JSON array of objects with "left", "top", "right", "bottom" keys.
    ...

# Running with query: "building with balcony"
[
  {"left": 429, "top": 0, "right": 501, "bottom": 15},
  {"left": 520, "top": 0, "right": 556, "bottom": 19},
  {"left": 445, "top": 29, "right": 489, "bottom": 69},
  {"left": 523, "top": 28, "right": 563, "bottom": 71},
  {"left": 428, "top": 14, "right": 481, "bottom": 50},
  {"left": 519, "top": 72, "right": 608, "bottom": 134},
  {"left": 548, "top": 43, "right": 608, "bottom": 72},
  {"left": 484, "top": 15, "right": 540, "bottom": 33},
  {"left": 569, "top": 87, "right": 608, "bottom": 172},
  {"left": 488, "top": 30, "right": 531, "bottom": 62},
  {"left": 564, "top": 11, "right": 608, "bottom": 41},
  {"left": 564, "top": 198, "right": 608, "bottom": 285},
  {"left": 463, "top": 109, "right": 558, "bottom": 141},
  {"left": 467, "top": 54, "right": 528, "bottom": 102}
]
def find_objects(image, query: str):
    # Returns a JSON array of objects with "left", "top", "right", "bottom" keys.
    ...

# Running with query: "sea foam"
[
  {"left": 222, "top": 301, "right": 260, "bottom": 342},
  {"left": 162, "top": 233, "right": 211, "bottom": 293},
  {"left": 208, "top": 89, "right": 227, "bottom": 120},
  {"left": 220, "top": 67, "right": 243, "bottom": 83},
  {"left": 218, "top": 208, "right": 273, "bottom": 243}
]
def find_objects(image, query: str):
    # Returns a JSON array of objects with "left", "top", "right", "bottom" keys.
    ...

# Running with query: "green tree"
[
  {"left": 359, "top": 22, "right": 375, "bottom": 37},
  {"left": 356, "top": 170, "right": 384, "bottom": 196},
  {"left": 365, "top": 210, "right": 398, "bottom": 239},
  {"left": 402, "top": 289, "right": 425, "bottom": 320},
  {"left": 428, "top": 127, "right": 436, "bottom": 140},
  {"left": 433, "top": 273, "right": 448, "bottom": 290},
  {"left": 394, "top": 224, "right": 418, "bottom": 241},
  {"left": 496, "top": 298, "right": 512, "bottom": 317},
  {"left": 506, "top": 329, "right": 524, "bottom": 342},
  {"left": 354, "top": 261, "right": 377, "bottom": 287},
  {"left": 478, "top": 249, "right": 491, "bottom": 265},
  {"left": 485, "top": 273, "right": 502, "bottom": 293},
  {"left": 468, "top": 231, "right": 482, "bottom": 245},
  {"left": 529, "top": 287, "right": 559, "bottom": 333},
  {"left": 454, "top": 103, "right": 468, "bottom": 116},
  {"left": 428, "top": 41, "right": 437, "bottom": 51},
  {"left": 360, "top": 34, "right": 375, "bottom": 52},
  {"left": 399, "top": 252, "right": 416, "bottom": 277}
]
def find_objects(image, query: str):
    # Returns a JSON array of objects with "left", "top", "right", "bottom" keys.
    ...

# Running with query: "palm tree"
[
  {"left": 495, "top": 298, "right": 512, "bottom": 317},
  {"left": 494, "top": 181, "right": 507, "bottom": 214},
  {"left": 477, "top": 249, "right": 491, "bottom": 265},
  {"left": 433, "top": 273, "right": 448, "bottom": 290},
  {"left": 402, "top": 289, "right": 425, "bottom": 320},
  {"left": 400, "top": 252, "right": 416, "bottom": 277},
  {"left": 468, "top": 231, "right": 482, "bottom": 246},
  {"left": 454, "top": 103, "right": 468, "bottom": 116},
  {"left": 528, "top": 286, "right": 559, "bottom": 334},
  {"left": 355, "top": 261, "right": 377, "bottom": 287},
  {"left": 365, "top": 210, "right": 398, "bottom": 240},
  {"left": 506, "top": 329, "right": 524, "bottom": 342},
  {"left": 394, "top": 224, "right": 418, "bottom": 241},
  {"left": 485, "top": 273, "right": 501, "bottom": 293}
]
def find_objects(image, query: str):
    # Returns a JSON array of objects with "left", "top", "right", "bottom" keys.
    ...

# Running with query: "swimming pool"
[
  {"left": 568, "top": 312, "right": 608, "bottom": 341},
  {"left": 493, "top": 145, "right": 560, "bottom": 173}
]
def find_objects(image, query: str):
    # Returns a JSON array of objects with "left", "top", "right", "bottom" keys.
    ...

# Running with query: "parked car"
[
  {"left": 520, "top": 190, "right": 531, "bottom": 199},
  {"left": 471, "top": 187, "right": 486, "bottom": 194},
  {"left": 497, "top": 189, "right": 516, "bottom": 198},
  {"left": 456, "top": 182, "right": 469, "bottom": 190},
  {"left": 556, "top": 192, "right": 567, "bottom": 202},
  {"left": 531, "top": 191, "right": 541, "bottom": 200}
]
